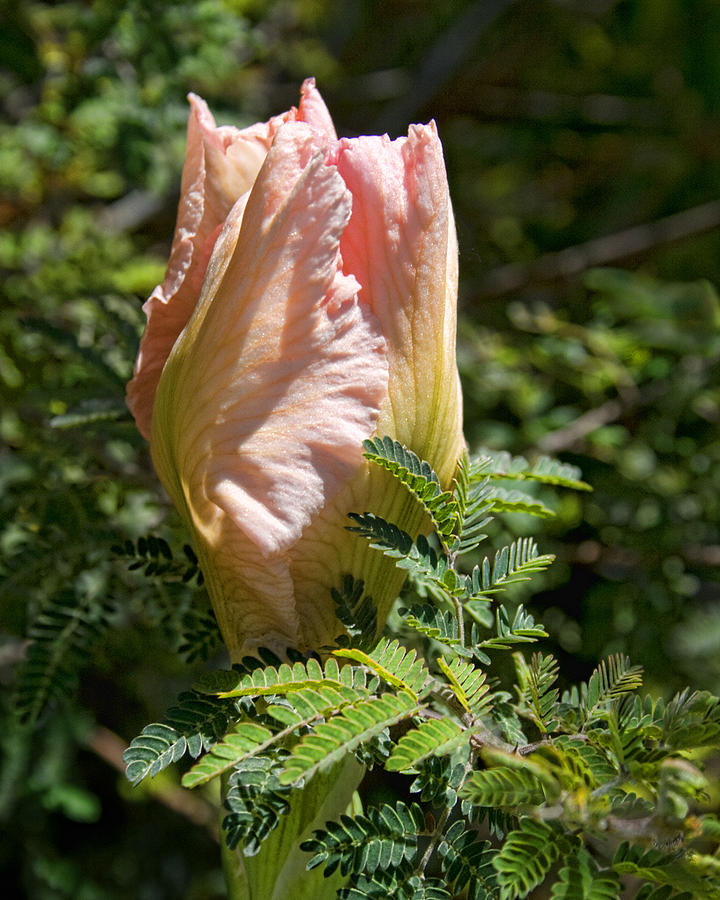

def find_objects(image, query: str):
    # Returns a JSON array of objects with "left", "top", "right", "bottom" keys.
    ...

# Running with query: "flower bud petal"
[
  {"left": 127, "top": 82, "right": 336, "bottom": 439},
  {"left": 330, "top": 123, "right": 464, "bottom": 485},
  {"left": 151, "top": 124, "right": 388, "bottom": 654}
]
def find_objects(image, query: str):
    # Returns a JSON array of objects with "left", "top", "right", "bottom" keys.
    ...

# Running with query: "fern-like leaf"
[
  {"left": 612, "top": 842, "right": 719, "bottom": 897},
  {"left": 583, "top": 655, "right": 644, "bottom": 722},
  {"left": 112, "top": 535, "right": 203, "bottom": 584},
  {"left": 347, "top": 514, "right": 460, "bottom": 597},
  {"left": 478, "top": 605, "right": 548, "bottom": 652},
  {"left": 514, "top": 652, "right": 560, "bottom": 733},
  {"left": 13, "top": 590, "right": 117, "bottom": 724},
  {"left": 223, "top": 756, "right": 292, "bottom": 853},
  {"left": 195, "top": 656, "right": 368, "bottom": 699},
  {"left": 401, "top": 605, "right": 468, "bottom": 654},
  {"left": 181, "top": 721, "right": 276, "bottom": 788},
  {"left": 451, "top": 457, "right": 495, "bottom": 556},
  {"left": 124, "top": 723, "right": 189, "bottom": 785},
  {"left": 302, "top": 801, "right": 425, "bottom": 877},
  {"left": 338, "top": 871, "right": 445, "bottom": 899},
  {"left": 280, "top": 693, "right": 420, "bottom": 785},
  {"left": 184, "top": 681, "right": 370, "bottom": 787},
  {"left": 493, "top": 818, "right": 562, "bottom": 899},
  {"left": 489, "top": 486, "right": 556, "bottom": 519},
  {"left": 663, "top": 689, "right": 720, "bottom": 750},
  {"left": 409, "top": 756, "right": 467, "bottom": 807},
  {"left": 436, "top": 657, "right": 492, "bottom": 716},
  {"left": 462, "top": 766, "right": 546, "bottom": 809},
  {"left": 264, "top": 685, "right": 361, "bottom": 728},
  {"left": 362, "top": 437, "right": 458, "bottom": 546},
  {"left": 478, "top": 449, "right": 591, "bottom": 491},
  {"left": 550, "top": 848, "right": 621, "bottom": 899},
  {"left": 123, "top": 691, "right": 235, "bottom": 785},
  {"left": 385, "top": 717, "right": 477, "bottom": 772},
  {"left": 466, "top": 538, "right": 555, "bottom": 599},
  {"left": 437, "top": 820, "right": 497, "bottom": 900},
  {"left": 333, "top": 575, "right": 378, "bottom": 650},
  {"left": 551, "top": 735, "right": 616, "bottom": 785},
  {"left": 334, "top": 637, "right": 430, "bottom": 700}
]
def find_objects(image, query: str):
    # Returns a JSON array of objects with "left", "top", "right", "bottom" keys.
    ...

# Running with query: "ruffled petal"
[
  {"left": 287, "top": 124, "right": 466, "bottom": 646},
  {"left": 150, "top": 123, "right": 388, "bottom": 653},
  {"left": 329, "top": 123, "right": 464, "bottom": 486},
  {"left": 297, "top": 77, "right": 338, "bottom": 139},
  {"left": 127, "top": 91, "right": 329, "bottom": 438}
]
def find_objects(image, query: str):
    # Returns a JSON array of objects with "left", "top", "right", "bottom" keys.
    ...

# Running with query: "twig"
[
  {"left": 444, "top": 84, "right": 662, "bottom": 128},
  {"left": 372, "top": 0, "right": 519, "bottom": 134},
  {"left": 478, "top": 199, "right": 720, "bottom": 299},
  {"left": 98, "top": 189, "right": 167, "bottom": 233},
  {"left": 537, "top": 377, "right": 671, "bottom": 454},
  {"left": 416, "top": 804, "right": 453, "bottom": 877},
  {"left": 85, "top": 725, "right": 219, "bottom": 841},
  {"left": 537, "top": 399, "right": 622, "bottom": 453}
]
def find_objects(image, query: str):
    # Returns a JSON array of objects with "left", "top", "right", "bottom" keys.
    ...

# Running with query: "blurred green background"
[{"left": 1, "top": 0, "right": 719, "bottom": 896}]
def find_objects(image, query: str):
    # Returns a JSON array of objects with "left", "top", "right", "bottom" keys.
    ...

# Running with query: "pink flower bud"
[{"left": 127, "top": 80, "right": 464, "bottom": 659}]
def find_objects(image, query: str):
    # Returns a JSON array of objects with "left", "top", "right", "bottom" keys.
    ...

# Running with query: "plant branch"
[
  {"left": 478, "top": 199, "right": 720, "bottom": 299},
  {"left": 85, "top": 725, "right": 219, "bottom": 840}
]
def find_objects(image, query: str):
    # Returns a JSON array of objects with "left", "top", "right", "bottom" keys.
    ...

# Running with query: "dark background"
[{"left": 1, "top": 1, "right": 719, "bottom": 896}]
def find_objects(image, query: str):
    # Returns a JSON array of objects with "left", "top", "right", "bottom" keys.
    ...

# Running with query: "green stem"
[
  {"left": 219, "top": 756, "right": 364, "bottom": 900},
  {"left": 220, "top": 814, "right": 247, "bottom": 900}
]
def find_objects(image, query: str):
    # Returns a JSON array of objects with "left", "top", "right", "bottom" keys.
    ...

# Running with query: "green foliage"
[
  {"left": 195, "top": 654, "right": 370, "bottom": 699},
  {"left": 436, "top": 657, "right": 492, "bottom": 719},
  {"left": 123, "top": 690, "right": 236, "bottom": 785},
  {"left": 462, "top": 766, "right": 546, "bottom": 809},
  {"left": 385, "top": 717, "right": 472, "bottom": 772},
  {"left": 461, "top": 269, "right": 720, "bottom": 694},
  {"left": 280, "top": 692, "right": 421, "bottom": 786},
  {"left": 493, "top": 818, "right": 563, "bottom": 899},
  {"left": 334, "top": 638, "right": 430, "bottom": 700},
  {"left": 347, "top": 513, "right": 457, "bottom": 597},
  {"left": 223, "top": 756, "right": 292, "bottom": 854},
  {"left": 409, "top": 756, "right": 466, "bottom": 808},
  {"left": 633, "top": 888, "right": 693, "bottom": 900},
  {"left": 549, "top": 848, "right": 620, "bottom": 899},
  {"left": 9, "top": 359, "right": 720, "bottom": 899},
  {"left": 450, "top": 456, "right": 496, "bottom": 557},
  {"left": 362, "top": 437, "right": 458, "bottom": 548},
  {"left": 13, "top": 590, "right": 118, "bottom": 725},
  {"left": 181, "top": 721, "right": 275, "bottom": 789},
  {"left": 478, "top": 605, "right": 548, "bottom": 655},
  {"left": 302, "top": 802, "right": 425, "bottom": 877},
  {"left": 513, "top": 651, "right": 560, "bottom": 733},
  {"left": 332, "top": 575, "right": 378, "bottom": 650},
  {"left": 48, "top": 437, "right": 704, "bottom": 896},
  {"left": 360, "top": 439, "right": 573, "bottom": 560},
  {"left": 112, "top": 535, "right": 204, "bottom": 585},
  {"left": 479, "top": 450, "right": 591, "bottom": 492},
  {"left": 337, "top": 871, "right": 449, "bottom": 900},
  {"left": 663, "top": 689, "right": 720, "bottom": 750},
  {"left": 401, "top": 604, "right": 466, "bottom": 652},
  {"left": 437, "top": 820, "right": 496, "bottom": 899},
  {"left": 487, "top": 485, "right": 556, "bottom": 519},
  {"left": 612, "top": 842, "right": 720, "bottom": 897},
  {"left": 111, "top": 440, "right": 720, "bottom": 897},
  {"left": 468, "top": 538, "right": 556, "bottom": 598}
]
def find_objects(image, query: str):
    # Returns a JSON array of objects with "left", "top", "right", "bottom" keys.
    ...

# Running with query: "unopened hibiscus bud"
[{"left": 127, "top": 80, "right": 464, "bottom": 660}]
